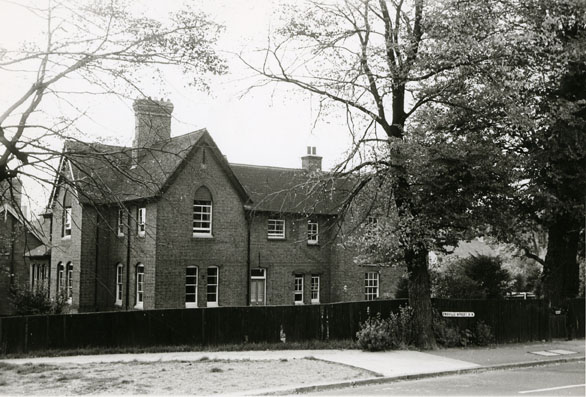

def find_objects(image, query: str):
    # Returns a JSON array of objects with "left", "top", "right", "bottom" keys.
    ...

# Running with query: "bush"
[
  {"left": 432, "top": 310, "right": 494, "bottom": 348},
  {"left": 9, "top": 286, "right": 68, "bottom": 315},
  {"left": 474, "top": 321, "right": 494, "bottom": 346},
  {"left": 356, "top": 306, "right": 414, "bottom": 351},
  {"left": 356, "top": 313, "right": 394, "bottom": 351},
  {"left": 358, "top": 306, "right": 496, "bottom": 351}
]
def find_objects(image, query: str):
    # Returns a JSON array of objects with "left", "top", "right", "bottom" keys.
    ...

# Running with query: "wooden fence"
[{"left": 0, "top": 298, "right": 583, "bottom": 354}]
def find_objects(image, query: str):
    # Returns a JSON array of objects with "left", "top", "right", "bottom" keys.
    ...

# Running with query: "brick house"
[
  {"left": 0, "top": 179, "right": 50, "bottom": 315},
  {"left": 45, "top": 98, "right": 402, "bottom": 313}
]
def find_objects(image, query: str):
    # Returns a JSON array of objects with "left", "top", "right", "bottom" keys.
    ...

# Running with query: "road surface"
[{"left": 310, "top": 360, "right": 585, "bottom": 396}]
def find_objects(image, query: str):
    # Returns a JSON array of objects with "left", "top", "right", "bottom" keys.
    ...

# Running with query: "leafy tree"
[
  {"left": 416, "top": 0, "right": 586, "bottom": 307},
  {"left": 248, "top": 0, "right": 520, "bottom": 348},
  {"left": 432, "top": 255, "right": 513, "bottom": 299}
]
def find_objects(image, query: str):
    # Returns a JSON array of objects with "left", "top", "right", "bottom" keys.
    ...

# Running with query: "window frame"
[
  {"left": 57, "top": 262, "right": 64, "bottom": 295},
  {"left": 294, "top": 274, "right": 304, "bottom": 305},
  {"left": 185, "top": 266, "right": 198, "bottom": 308},
  {"left": 137, "top": 207, "right": 146, "bottom": 237},
  {"left": 63, "top": 207, "right": 72, "bottom": 238},
  {"left": 115, "top": 263, "right": 123, "bottom": 306},
  {"left": 135, "top": 263, "right": 144, "bottom": 309},
  {"left": 193, "top": 200, "right": 213, "bottom": 237},
  {"left": 206, "top": 266, "right": 219, "bottom": 307},
  {"left": 267, "top": 219, "right": 285, "bottom": 239},
  {"left": 250, "top": 268, "right": 266, "bottom": 305},
  {"left": 364, "top": 271, "right": 379, "bottom": 301},
  {"left": 65, "top": 262, "right": 73, "bottom": 304},
  {"left": 310, "top": 275, "right": 320, "bottom": 304},
  {"left": 307, "top": 220, "right": 319, "bottom": 245},
  {"left": 30, "top": 264, "right": 37, "bottom": 291}
]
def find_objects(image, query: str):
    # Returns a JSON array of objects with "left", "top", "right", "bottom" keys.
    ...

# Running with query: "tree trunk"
[
  {"left": 406, "top": 243, "right": 437, "bottom": 350},
  {"left": 542, "top": 211, "right": 580, "bottom": 308}
]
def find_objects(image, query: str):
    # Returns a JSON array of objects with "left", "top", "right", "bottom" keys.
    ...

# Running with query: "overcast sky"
[{"left": 0, "top": 0, "right": 351, "bottom": 215}]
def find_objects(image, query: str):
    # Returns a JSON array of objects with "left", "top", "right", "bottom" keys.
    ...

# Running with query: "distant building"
[{"left": 43, "top": 98, "right": 402, "bottom": 313}]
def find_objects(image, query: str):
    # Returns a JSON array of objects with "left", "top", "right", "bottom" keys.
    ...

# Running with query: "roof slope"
[
  {"left": 64, "top": 130, "right": 205, "bottom": 203},
  {"left": 59, "top": 130, "right": 353, "bottom": 215},
  {"left": 231, "top": 164, "right": 353, "bottom": 215}
]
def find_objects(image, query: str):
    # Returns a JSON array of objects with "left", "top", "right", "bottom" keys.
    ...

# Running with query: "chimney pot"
[{"left": 301, "top": 147, "right": 322, "bottom": 172}]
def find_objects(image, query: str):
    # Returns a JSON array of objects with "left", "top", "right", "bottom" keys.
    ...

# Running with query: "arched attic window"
[
  {"left": 62, "top": 190, "right": 72, "bottom": 238},
  {"left": 193, "top": 186, "right": 213, "bottom": 237}
]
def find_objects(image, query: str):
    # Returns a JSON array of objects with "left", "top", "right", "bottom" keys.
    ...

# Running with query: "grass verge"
[{"left": 0, "top": 339, "right": 357, "bottom": 359}]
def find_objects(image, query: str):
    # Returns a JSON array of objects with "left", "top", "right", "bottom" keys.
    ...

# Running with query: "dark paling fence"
[{"left": 0, "top": 298, "right": 583, "bottom": 354}]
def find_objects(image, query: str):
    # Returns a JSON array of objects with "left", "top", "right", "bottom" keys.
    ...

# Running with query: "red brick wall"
[
  {"left": 248, "top": 213, "right": 335, "bottom": 305},
  {"left": 155, "top": 145, "right": 248, "bottom": 308},
  {"left": 50, "top": 182, "right": 83, "bottom": 313}
]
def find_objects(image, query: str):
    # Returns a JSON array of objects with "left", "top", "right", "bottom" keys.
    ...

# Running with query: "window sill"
[
  {"left": 115, "top": 301, "right": 122, "bottom": 307},
  {"left": 294, "top": 301, "right": 304, "bottom": 305},
  {"left": 193, "top": 233, "right": 213, "bottom": 239},
  {"left": 307, "top": 241, "right": 319, "bottom": 246},
  {"left": 62, "top": 235, "right": 71, "bottom": 241},
  {"left": 137, "top": 233, "right": 145, "bottom": 238},
  {"left": 206, "top": 302, "right": 218, "bottom": 308},
  {"left": 134, "top": 303, "right": 144, "bottom": 310},
  {"left": 185, "top": 303, "right": 198, "bottom": 308},
  {"left": 311, "top": 300, "right": 320, "bottom": 304},
  {"left": 267, "top": 236, "right": 286, "bottom": 240},
  {"left": 117, "top": 233, "right": 124, "bottom": 238}
]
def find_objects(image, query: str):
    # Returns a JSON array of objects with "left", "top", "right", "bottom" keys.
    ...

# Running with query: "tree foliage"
[
  {"left": 432, "top": 255, "right": 513, "bottom": 299},
  {"left": 416, "top": 0, "right": 586, "bottom": 306}
]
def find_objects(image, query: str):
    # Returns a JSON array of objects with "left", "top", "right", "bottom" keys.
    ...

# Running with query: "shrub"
[
  {"left": 432, "top": 310, "right": 494, "bottom": 348},
  {"left": 356, "top": 306, "right": 414, "bottom": 351},
  {"left": 356, "top": 313, "right": 393, "bottom": 352},
  {"left": 474, "top": 321, "right": 494, "bottom": 346},
  {"left": 8, "top": 285, "right": 68, "bottom": 315}
]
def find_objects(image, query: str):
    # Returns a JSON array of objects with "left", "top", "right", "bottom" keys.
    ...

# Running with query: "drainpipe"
[
  {"left": 9, "top": 213, "right": 15, "bottom": 288},
  {"left": 94, "top": 211, "right": 100, "bottom": 310},
  {"left": 244, "top": 205, "right": 252, "bottom": 306},
  {"left": 125, "top": 208, "right": 131, "bottom": 310}
]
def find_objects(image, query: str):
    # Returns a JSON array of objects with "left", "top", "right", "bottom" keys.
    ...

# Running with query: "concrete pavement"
[{"left": 1, "top": 339, "right": 584, "bottom": 395}]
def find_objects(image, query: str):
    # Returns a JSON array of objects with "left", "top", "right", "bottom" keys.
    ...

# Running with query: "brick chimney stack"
[
  {"left": 301, "top": 146, "right": 322, "bottom": 172},
  {"left": 132, "top": 98, "right": 174, "bottom": 164}
]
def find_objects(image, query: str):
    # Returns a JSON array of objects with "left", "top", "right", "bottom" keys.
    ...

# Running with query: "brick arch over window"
[{"left": 193, "top": 186, "right": 213, "bottom": 236}]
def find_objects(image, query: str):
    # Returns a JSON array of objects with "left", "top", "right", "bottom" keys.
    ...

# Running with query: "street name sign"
[{"left": 442, "top": 311, "right": 475, "bottom": 318}]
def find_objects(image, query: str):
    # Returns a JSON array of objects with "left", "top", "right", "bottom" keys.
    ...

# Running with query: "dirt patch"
[{"left": 0, "top": 358, "right": 372, "bottom": 394}]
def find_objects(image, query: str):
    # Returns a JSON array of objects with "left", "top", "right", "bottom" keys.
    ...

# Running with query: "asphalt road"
[{"left": 310, "top": 360, "right": 585, "bottom": 396}]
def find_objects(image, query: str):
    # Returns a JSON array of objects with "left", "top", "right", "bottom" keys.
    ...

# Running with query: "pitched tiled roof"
[
  {"left": 64, "top": 130, "right": 206, "bottom": 203},
  {"left": 230, "top": 164, "right": 352, "bottom": 215},
  {"left": 60, "top": 130, "right": 353, "bottom": 215}
]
